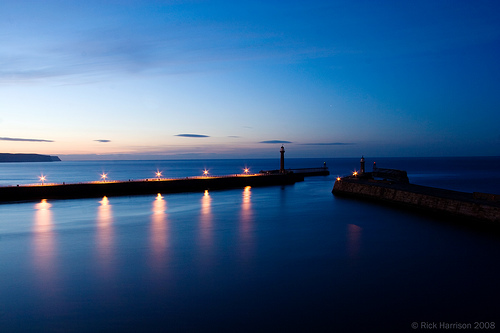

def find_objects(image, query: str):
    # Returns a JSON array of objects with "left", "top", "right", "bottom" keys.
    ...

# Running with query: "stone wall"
[{"left": 333, "top": 180, "right": 500, "bottom": 223}]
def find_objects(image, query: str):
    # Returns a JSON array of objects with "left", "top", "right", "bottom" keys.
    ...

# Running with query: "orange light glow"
[
  {"left": 242, "top": 186, "right": 251, "bottom": 209},
  {"left": 151, "top": 192, "right": 168, "bottom": 270},
  {"left": 203, "top": 169, "right": 209, "bottom": 176},
  {"left": 156, "top": 171, "right": 162, "bottom": 179},
  {"left": 39, "top": 175, "right": 46, "bottom": 185},
  {"left": 239, "top": 186, "right": 253, "bottom": 259},
  {"left": 100, "top": 196, "right": 109, "bottom": 205},
  {"left": 243, "top": 168, "right": 249, "bottom": 174},
  {"left": 100, "top": 173, "right": 108, "bottom": 182},
  {"left": 200, "top": 189, "right": 212, "bottom": 251},
  {"left": 337, "top": 177, "right": 341, "bottom": 181},
  {"left": 33, "top": 198, "right": 56, "bottom": 295},
  {"left": 353, "top": 171, "right": 358, "bottom": 176},
  {"left": 35, "top": 198, "right": 52, "bottom": 210},
  {"left": 97, "top": 195, "right": 113, "bottom": 275}
]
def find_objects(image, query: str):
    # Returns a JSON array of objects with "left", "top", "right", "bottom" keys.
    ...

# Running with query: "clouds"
[
  {"left": 1, "top": 1, "right": 499, "bottom": 158},
  {"left": 299, "top": 142, "right": 353, "bottom": 146},
  {"left": 0, "top": 137, "right": 54, "bottom": 142},
  {"left": 259, "top": 140, "right": 292, "bottom": 144},
  {"left": 0, "top": 1, "right": 342, "bottom": 84},
  {"left": 175, "top": 134, "right": 210, "bottom": 138}
]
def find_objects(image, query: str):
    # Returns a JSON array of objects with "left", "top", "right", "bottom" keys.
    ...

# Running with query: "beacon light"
[
  {"left": 100, "top": 173, "right": 108, "bottom": 182},
  {"left": 243, "top": 168, "right": 249, "bottom": 174},
  {"left": 39, "top": 175, "right": 46, "bottom": 185},
  {"left": 353, "top": 171, "right": 358, "bottom": 176},
  {"left": 203, "top": 169, "right": 209, "bottom": 176},
  {"left": 337, "top": 177, "right": 341, "bottom": 181},
  {"left": 156, "top": 171, "right": 162, "bottom": 180}
]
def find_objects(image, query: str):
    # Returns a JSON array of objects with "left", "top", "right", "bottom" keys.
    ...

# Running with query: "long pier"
[{"left": 0, "top": 173, "right": 304, "bottom": 203}]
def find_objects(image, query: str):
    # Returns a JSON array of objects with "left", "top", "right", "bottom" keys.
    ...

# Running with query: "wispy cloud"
[
  {"left": 175, "top": 134, "right": 210, "bottom": 138},
  {"left": 228, "top": 135, "right": 241, "bottom": 138},
  {"left": 0, "top": 4, "right": 339, "bottom": 85},
  {"left": 259, "top": 140, "right": 292, "bottom": 144},
  {"left": 299, "top": 142, "right": 354, "bottom": 146},
  {"left": 0, "top": 137, "right": 54, "bottom": 142},
  {"left": 94, "top": 139, "right": 111, "bottom": 143}
]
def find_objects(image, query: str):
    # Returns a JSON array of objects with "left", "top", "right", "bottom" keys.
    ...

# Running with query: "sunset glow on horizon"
[{"left": 1, "top": 1, "right": 499, "bottom": 159}]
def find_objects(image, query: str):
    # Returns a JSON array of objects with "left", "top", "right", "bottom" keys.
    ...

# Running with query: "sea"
[{"left": 0, "top": 157, "right": 499, "bottom": 332}]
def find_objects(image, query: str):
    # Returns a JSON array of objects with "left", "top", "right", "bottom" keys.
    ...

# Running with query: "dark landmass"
[{"left": 0, "top": 153, "right": 61, "bottom": 163}]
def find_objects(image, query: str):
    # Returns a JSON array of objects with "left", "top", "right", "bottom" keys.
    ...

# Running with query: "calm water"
[{"left": 0, "top": 157, "right": 499, "bottom": 332}]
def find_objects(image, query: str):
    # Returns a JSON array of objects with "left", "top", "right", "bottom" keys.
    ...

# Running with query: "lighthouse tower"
[
  {"left": 280, "top": 146, "right": 285, "bottom": 173},
  {"left": 360, "top": 156, "right": 365, "bottom": 174}
]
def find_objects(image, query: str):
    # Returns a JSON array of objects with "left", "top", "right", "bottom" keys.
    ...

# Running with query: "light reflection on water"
[
  {"left": 150, "top": 193, "right": 168, "bottom": 272},
  {"left": 0, "top": 171, "right": 496, "bottom": 331},
  {"left": 96, "top": 196, "right": 114, "bottom": 276},
  {"left": 32, "top": 199, "right": 57, "bottom": 296},
  {"left": 347, "top": 224, "right": 362, "bottom": 259},
  {"left": 239, "top": 186, "right": 254, "bottom": 259},
  {"left": 199, "top": 190, "right": 212, "bottom": 249}
]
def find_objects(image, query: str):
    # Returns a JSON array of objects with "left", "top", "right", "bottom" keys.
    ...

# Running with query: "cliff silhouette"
[{"left": 0, "top": 153, "right": 61, "bottom": 162}]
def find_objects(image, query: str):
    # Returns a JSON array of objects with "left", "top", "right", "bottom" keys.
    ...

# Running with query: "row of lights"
[
  {"left": 335, "top": 170, "right": 358, "bottom": 182},
  {"left": 38, "top": 168, "right": 252, "bottom": 185}
]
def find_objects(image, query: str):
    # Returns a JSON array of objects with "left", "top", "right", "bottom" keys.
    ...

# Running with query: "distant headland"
[{"left": 0, "top": 153, "right": 61, "bottom": 163}]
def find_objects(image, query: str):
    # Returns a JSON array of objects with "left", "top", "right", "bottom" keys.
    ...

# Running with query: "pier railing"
[
  {"left": 2, "top": 173, "right": 268, "bottom": 188},
  {"left": 0, "top": 173, "right": 304, "bottom": 202}
]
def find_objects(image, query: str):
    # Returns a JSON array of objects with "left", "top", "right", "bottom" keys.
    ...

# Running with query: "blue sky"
[{"left": 1, "top": 0, "right": 499, "bottom": 159}]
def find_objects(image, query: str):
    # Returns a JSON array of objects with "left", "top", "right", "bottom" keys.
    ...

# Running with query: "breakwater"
[
  {"left": 332, "top": 177, "right": 500, "bottom": 224},
  {"left": 0, "top": 173, "right": 304, "bottom": 203}
]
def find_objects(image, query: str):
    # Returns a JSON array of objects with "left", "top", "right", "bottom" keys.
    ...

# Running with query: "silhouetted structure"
[
  {"left": 0, "top": 173, "right": 304, "bottom": 203},
  {"left": 333, "top": 159, "right": 499, "bottom": 225},
  {"left": 260, "top": 146, "right": 329, "bottom": 176},
  {"left": 280, "top": 146, "right": 285, "bottom": 173}
]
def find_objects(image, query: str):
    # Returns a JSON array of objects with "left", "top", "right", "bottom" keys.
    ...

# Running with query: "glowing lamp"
[
  {"left": 336, "top": 177, "right": 341, "bottom": 181},
  {"left": 156, "top": 171, "right": 162, "bottom": 179},
  {"left": 39, "top": 175, "right": 46, "bottom": 185},
  {"left": 244, "top": 168, "right": 249, "bottom": 174},
  {"left": 203, "top": 169, "right": 209, "bottom": 176},
  {"left": 100, "top": 173, "right": 108, "bottom": 182}
]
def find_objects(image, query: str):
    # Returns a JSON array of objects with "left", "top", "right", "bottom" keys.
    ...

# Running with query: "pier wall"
[
  {"left": 332, "top": 179, "right": 500, "bottom": 223},
  {"left": 0, "top": 173, "right": 303, "bottom": 203}
]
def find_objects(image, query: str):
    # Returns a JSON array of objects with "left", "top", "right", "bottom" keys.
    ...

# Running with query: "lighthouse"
[
  {"left": 280, "top": 145, "right": 285, "bottom": 173},
  {"left": 360, "top": 156, "right": 365, "bottom": 174}
]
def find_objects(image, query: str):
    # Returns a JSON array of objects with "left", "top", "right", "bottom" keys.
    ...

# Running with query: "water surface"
[{"left": 0, "top": 157, "right": 499, "bottom": 332}]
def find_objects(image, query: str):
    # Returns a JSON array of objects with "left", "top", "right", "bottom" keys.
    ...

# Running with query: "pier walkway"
[{"left": 0, "top": 173, "right": 304, "bottom": 203}]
